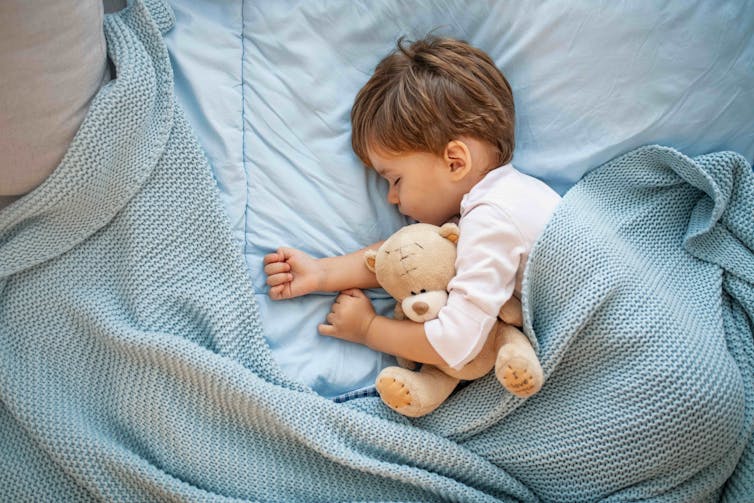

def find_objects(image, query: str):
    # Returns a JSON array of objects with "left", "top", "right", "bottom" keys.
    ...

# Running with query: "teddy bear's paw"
[
  {"left": 376, "top": 374, "right": 413, "bottom": 409},
  {"left": 495, "top": 355, "right": 543, "bottom": 398},
  {"left": 376, "top": 365, "right": 459, "bottom": 417}
]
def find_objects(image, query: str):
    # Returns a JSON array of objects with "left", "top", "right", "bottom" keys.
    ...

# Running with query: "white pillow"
[{"left": 0, "top": 0, "right": 110, "bottom": 202}]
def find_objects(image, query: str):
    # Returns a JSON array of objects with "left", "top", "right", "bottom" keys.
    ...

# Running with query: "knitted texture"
[
  {"left": 517, "top": 146, "right": 753, "bottom": 502},
  {"left": 1, "top": 1, "right": 753, "bottom": 501}
]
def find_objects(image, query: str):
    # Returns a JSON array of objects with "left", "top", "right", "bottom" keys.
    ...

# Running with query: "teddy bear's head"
[{"left": 365, "top": 223, "right": 459, "bottom": 322}]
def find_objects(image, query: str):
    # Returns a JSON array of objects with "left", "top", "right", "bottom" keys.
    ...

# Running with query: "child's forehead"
[
  {"left": 366, "top": 143, "right": 395, "bottom": 161},
  {"left": 366, "top": 145, "right": 400, "bottom": 170},
  {"left": 369, "top": 148, "right": 442, "bottom": 178},
  {"left": 372, "top": 164, "right": 395, "bottom": 181},
  {"left": 368, "top": 143, "right": 426, "bottom": 163}
]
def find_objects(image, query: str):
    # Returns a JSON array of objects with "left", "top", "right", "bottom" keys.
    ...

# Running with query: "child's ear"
[{"left": 444, "top": 140, "right": 472, "bottom": 181}]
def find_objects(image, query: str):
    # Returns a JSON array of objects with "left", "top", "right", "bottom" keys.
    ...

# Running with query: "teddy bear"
[{"left": 364, "top": 222, "right": 543, "bottom": 417}]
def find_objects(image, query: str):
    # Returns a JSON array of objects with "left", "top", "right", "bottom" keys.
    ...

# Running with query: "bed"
[
  {"left": 1, "top": 0, "right": 753, "bottom": 500},
  {"left": 165, "top": 0, "right": 754, "bottom": 398}
]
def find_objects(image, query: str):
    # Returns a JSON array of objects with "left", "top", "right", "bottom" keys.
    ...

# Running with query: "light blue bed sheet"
[{"left": 165, "top": 0, "right": 754, "bottom": 398}]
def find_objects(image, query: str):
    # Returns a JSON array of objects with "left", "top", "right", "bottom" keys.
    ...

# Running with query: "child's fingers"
[
  {"left": 275, "top": 247, "right": 295, "bottom": 260},
  {"left": 263, "top": 253, "right": 281, "bottom": 265},
  {"left": 333, "top": 293, "right": 353, "bottom": 306},
  {"left": 263, "top": 261, "right": 290, "bottom": 276},
  {"left": 269, "top": 284, "right": 287, "bottom": 300},
  {"left": 340, "top": 288, "right": 364, "bottom": 298},
  {"left": 266, "top": 273, "right": 293, "bottom": 287},
  {"left": 318, "top": 324, "right": 336, "bottom": 336}
]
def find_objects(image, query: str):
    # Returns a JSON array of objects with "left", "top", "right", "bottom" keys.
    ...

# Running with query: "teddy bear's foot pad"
[
  {"left": 376, "top": 375, "right": 413, "bottom": 409},
  {"left": 496, "top": 356, "right": 543, "bottom": 398},
  {"left": 376, "top": 366, "right": 457, "bottom": 417}
]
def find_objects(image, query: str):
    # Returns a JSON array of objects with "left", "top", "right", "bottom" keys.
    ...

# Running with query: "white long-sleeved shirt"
[{"left": 424, "top": 164, "right": 561, "bottom": 370}]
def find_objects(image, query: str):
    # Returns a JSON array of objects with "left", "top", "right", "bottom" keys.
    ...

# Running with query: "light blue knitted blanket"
[{"left": 1, "top": 2, "right": 752, "bottom": 501}]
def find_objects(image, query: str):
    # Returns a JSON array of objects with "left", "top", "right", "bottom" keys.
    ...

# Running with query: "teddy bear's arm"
[
  {"left": 389, "top": 304, "right": 418, "bottom": 370},
  {"left": 498, "top": 295, "right": 523, "bottom": 327}
]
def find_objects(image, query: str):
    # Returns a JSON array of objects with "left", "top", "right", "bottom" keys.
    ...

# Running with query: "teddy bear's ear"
[
  {"left": 438, "top": 222, "right": 460, "bottom": 244},
  {"left": 364, "top": 249, "right": 378, "bottom": 272}
]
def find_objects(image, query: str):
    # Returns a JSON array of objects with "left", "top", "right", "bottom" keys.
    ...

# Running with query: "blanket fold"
[
  {"left": 1, "top": 1, "right": 752, "bottom": 501},
  {"left": 518, "top": 146, "right": 753, "bottom": 502}
]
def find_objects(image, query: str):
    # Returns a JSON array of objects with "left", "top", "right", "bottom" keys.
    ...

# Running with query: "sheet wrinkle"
[
  {"left": 247, "top": 87, "right": 318, "bottom": 162},
  {"left": 239, "top": 0, "right": 252, "bottom": 265}
]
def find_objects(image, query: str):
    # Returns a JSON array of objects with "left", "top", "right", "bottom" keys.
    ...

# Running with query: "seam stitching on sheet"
[{"left": 241, "top": 0, "right": 249, "bottom": 260}]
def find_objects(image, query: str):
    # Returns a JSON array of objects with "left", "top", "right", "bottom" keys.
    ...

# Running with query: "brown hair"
[{"left": 351, "top": 35, "right": 515, "bottom": 168}]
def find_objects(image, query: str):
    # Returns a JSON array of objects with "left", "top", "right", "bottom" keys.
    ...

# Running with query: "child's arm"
[
  {"left": 263, "top": 242, "right": 383, "bottom": 300},
  {"left": 318, "top": 289, "right": 446, "bottom": 366}
]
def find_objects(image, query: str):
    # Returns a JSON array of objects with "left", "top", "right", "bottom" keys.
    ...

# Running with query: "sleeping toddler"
[{"left": 263, "top": 35, "right": 561, "bottom": 397}]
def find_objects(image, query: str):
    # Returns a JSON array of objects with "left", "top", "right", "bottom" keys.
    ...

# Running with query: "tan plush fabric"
[{"left": 0, "top": 0, "right": 110, "bottom": 205}]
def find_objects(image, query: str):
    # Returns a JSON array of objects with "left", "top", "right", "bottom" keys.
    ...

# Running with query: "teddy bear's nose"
[{"left": 412, "top": 302, "right": 429, "bottom": 316}]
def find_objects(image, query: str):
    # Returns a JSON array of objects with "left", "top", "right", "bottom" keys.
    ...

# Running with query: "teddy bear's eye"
[
  {"left": 420, "top": 289, "right": 426, "bottom": 293},
  {"left": 410, "top": 291, "right": 417, "bottom": 295}
]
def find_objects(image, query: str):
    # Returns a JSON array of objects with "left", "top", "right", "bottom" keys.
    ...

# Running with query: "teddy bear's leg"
[
  {"left": 376, "top": 365, "right": 460, "bottom": 417},
  {"left": 493, "top": 323, "right": 544, "bottom": 398},
  {"left": 499, "top": 296, "right": 523, "bottom": 327}
]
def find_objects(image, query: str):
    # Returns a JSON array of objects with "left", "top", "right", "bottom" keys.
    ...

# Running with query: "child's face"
[{"left": 368, "top": 148, "right": 469, "bottom": 226}]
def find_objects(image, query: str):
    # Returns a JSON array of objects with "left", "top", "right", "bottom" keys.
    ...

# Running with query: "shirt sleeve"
[{"left": 424, "top": 203, "right": 527, "bottom": 370}]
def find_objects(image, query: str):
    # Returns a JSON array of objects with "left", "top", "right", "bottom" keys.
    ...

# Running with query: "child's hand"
[
  {"left": 263, "top": 247, "right": 323, "bottom": 300},
  {"left": 318, "top": 289, "right": 376, "bottom": 346}
]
